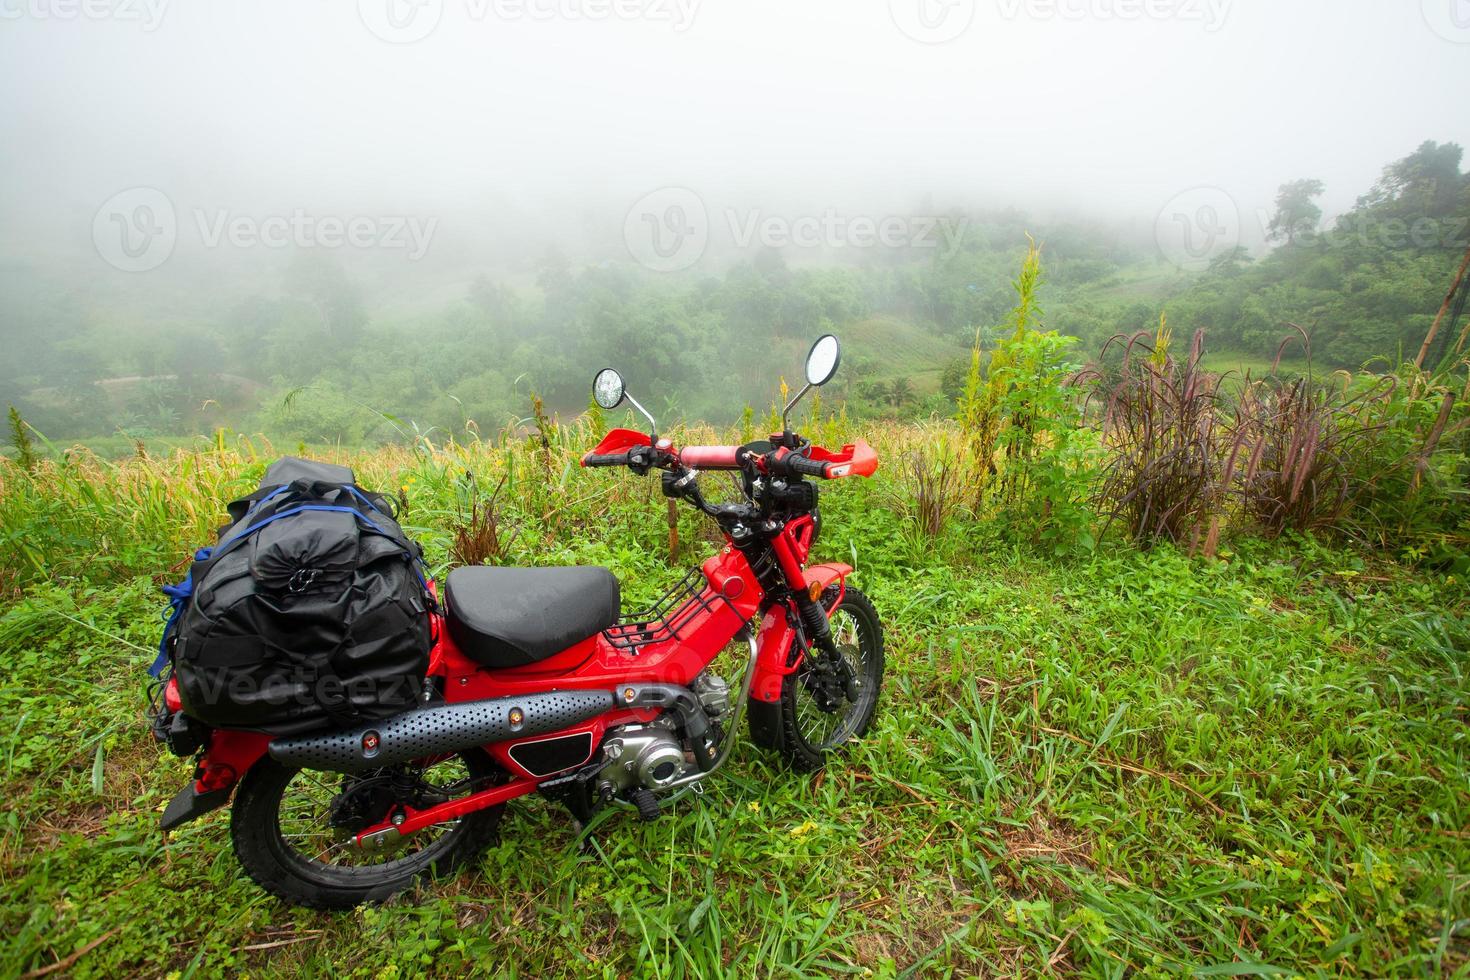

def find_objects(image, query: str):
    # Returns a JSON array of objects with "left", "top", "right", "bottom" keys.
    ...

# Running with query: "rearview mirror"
[
  {"left": 592, "top": 368, "right": 626, "bottom": 410},
  {"left": 805, "top": 334, "right": 841, "bottom": 387},
  {"left": 782, "top": 333, "right": 842, "bottom": 438},
  {"left": 592, "top": 366, "right": 659, "bottom": 436}
]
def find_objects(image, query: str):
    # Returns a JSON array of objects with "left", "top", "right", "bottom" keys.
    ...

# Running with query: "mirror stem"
[
  {"left": 624, "top": 391, "right": 658, "bottom": 438},
  {"left": 780, "top": 382, "right": 812, "bottom": 437}
]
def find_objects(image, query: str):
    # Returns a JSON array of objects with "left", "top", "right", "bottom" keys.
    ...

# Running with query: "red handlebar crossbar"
[{"left": 678, "top": 445, "right": 742, "bottom": 469}]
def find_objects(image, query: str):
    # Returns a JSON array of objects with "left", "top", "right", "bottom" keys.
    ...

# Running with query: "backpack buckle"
[{"left": 287, "top": 568, "right": 321, "bottom": 593}]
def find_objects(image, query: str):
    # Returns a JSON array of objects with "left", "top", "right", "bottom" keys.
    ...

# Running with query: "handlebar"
[
  {"left": 582, "top": 452, "right": 631, "bottom": 467},
  {"left": 582, "top": 437, "right": 877, "bottom": 481},
  {"left": 775, "top": 452, "right": 830, "bottom": 479},
  {"left": 679, "top": 445, "right": 831, "bottom": 478},
  {"left": 678, "top": 445, "right": 742, "bottom": 470}
]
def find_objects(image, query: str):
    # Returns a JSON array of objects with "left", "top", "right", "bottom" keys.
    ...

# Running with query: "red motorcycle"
[{"left": 156, "top": 334, "right": 883, "bottom": 908}]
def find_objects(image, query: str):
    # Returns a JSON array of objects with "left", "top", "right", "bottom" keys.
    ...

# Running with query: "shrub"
[
  {"left": 904, "top": 444, "right": 962, "bottom": 540},
  {"left": 1229, "top": 370, "right": 1393, "bottom": 539},
  {"left": 957, "top": 241, "right": 1099, "bottom": 553},
  {"left": 1086, "top": 321, "right": 1227, "bottom": 551},
  {"left": 449, "top": 472, "right": 518, "bottom": 567},
  {"left": 7, "top": 405, "right": 38, "bottom": 474},
  {"left": 1227, "top": 330, "right": 1469, "bottom": 565}
]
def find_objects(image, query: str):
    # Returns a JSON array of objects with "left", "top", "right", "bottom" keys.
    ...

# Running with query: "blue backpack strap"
[
  {"left": 211, "top": 504, "right": 392, "bottom": 560},
  {"left": 337, "top": 484, "right": 386, "bottom": 515},
  {"left": 151, "top": 546, "right": 212, "bottom": 678}
]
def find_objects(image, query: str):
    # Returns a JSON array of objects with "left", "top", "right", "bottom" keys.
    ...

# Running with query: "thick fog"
[{"left": 2, "top": 0, "right": 1467, "bottom": 293}]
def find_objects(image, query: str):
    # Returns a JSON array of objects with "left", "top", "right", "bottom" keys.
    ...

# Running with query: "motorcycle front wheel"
[
  {"left": 230, "top": 749, "right": 504, "bottom": 909},
  {"left": 749, "top": 585, "right": 885, "bottom": 771}
]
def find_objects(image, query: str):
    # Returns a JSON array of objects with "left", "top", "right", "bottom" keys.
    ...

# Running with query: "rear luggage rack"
[{"left": 603, "top": 567, "right": 738, "bottom": 652}]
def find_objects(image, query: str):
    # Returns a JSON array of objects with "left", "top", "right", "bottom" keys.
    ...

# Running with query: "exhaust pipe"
[{"left": 268, "top": 689, "right": 616, "bottom": 773}]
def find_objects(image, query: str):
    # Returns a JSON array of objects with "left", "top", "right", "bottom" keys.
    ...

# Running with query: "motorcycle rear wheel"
[{"left": 231, "top": 749, "right": 503, "bottom": 909}]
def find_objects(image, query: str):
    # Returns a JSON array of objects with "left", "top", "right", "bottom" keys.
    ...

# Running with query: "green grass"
[
  {"left": 1196, "top": 349, "right": 1312, "bottom": 380},
  {"left": 1086, "top": 264, "right": 1195, "bottom": 302},
  {"left": 843, "top": 316, "right": 967, "bottom": 395},
  {"left": 0, "top": 431, "right": 1466, "bottom": 977}
]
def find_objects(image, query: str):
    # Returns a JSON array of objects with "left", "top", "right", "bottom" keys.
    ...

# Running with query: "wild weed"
[{"left": 1086, "top": 322, "right": 1226, "bottom": 551}]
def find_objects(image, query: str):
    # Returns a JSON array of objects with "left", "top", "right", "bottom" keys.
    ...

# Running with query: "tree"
[
  {"left": 1360, "top": 140, "right": 1465, "bottom": 218},
  {"left": 1207, "top": 245, "right": 1252, "bottom": 277},
  {"left": 940, "top": 357, "right": 968, "bottom": 405},
  {"left": 284, "top": 254, "right": 367, "bottom": 344},
  {"left": 1267, "top": 179, "right": 1325, "bottom": 244}
]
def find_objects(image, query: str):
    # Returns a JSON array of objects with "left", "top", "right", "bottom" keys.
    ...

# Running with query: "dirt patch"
[
  {"left": 21, "top": 804, "right": 110, "bottom": 853},
  {"left": 1000, "top": 810, "right": 1095, "bottom": 871}
]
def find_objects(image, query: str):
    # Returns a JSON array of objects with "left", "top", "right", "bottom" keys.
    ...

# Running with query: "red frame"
[{"left": 177, "top": 431, "right": 874, "bottom": 843}]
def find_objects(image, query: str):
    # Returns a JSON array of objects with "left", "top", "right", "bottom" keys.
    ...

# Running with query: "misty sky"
[{"left": 2, "top": 0, "right": 1467, "bottom": 278}]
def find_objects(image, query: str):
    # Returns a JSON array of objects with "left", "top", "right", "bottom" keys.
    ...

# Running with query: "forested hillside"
[{"left": 2, "top": 142, "right": 1467, "bottom": 451}]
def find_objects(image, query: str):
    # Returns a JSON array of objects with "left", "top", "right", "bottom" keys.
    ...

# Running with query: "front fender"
[{"left": 750, "top": 563, "right": 853, "bottom": 703}]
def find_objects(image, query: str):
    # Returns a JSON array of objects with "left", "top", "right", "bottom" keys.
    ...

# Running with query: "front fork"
[{"left": 753, "top": 529, "right": 857, "bottom": 705}]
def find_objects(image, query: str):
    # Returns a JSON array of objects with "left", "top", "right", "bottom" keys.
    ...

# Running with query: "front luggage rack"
[{"left": 604, "top": 567, "right": 738, "bottom": 653}]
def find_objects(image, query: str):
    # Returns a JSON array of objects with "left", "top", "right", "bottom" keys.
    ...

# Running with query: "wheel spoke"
[
  {"left": 272, "top": 759, "right": 475, "bottom": 869},
  {"left": 791, "top": 603, "right": 879, "bottom": 752}
]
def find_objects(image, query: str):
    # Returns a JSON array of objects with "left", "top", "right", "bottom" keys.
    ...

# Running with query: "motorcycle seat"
[{"left": 444, "top": 566, "right": 621, "bottom": 668}]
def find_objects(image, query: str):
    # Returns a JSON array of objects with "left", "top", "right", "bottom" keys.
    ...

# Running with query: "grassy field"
[{"left": 0, "top": 424, "right": 1466, "bottom": 977}]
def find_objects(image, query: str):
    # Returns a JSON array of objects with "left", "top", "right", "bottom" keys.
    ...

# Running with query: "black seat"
[{"left": 445, "top": 566, "right": 621, "bottom": 668}]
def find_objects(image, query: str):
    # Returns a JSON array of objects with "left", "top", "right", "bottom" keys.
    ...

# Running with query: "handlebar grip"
[
  {"left": 785, "top": 454, "right": 831, "bottom": 479},
  {"left": 582, "top": 452, "right": 630, "bottom": 468}
]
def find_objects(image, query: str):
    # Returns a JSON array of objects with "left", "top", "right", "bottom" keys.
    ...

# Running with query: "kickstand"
[
  {"left": 565, "top": 805, "right": 602, "bottom": 854},
  {"left": 570, "top": 818, "right": 598, "bottom": 854}
]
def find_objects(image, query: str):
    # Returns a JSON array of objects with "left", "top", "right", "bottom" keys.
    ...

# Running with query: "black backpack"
[{"left": 155, "top": 457, "right": 432, "bottom": 735}]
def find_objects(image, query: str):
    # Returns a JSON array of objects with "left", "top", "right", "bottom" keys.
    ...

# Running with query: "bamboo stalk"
[{"left": 1416, "top": 241, "right": 1470, "bottom": 368}]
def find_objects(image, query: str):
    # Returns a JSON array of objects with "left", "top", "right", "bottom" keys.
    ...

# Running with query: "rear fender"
[
  {"left": 160, "top": 730, "right": 271, "bottom": 831},
  {"left": 750, "top": 563, "right": 853, "bottom": 703}
]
